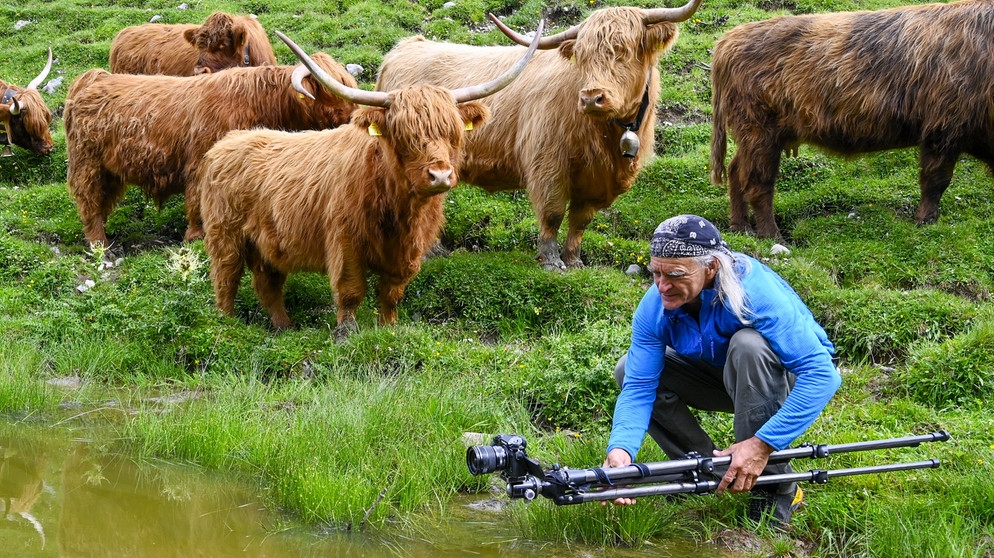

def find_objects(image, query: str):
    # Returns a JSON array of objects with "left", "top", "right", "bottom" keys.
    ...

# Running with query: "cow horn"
[
  {"left": 489, "top": 13, "right": 578, "bottom": 48},
  {"left": 276, "top": 31, "right": 393, "bottom": 108},
  {"left": 450, "top": 19, "right": 543, "bottom": 103},
  {"left": 26, "top": 48, "right": 53, "bottom": 91},
  {"left": 290, "top": 64, "right": 315, "bottom": 100},
  {"left": 642, "top": 0, "right": 704, "bottom": 24},
  {"left": 9, "top": 96, "right": 20, "bottom": 116}
]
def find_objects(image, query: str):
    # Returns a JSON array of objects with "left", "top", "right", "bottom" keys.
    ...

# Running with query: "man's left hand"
[{"left": 713, "top": 436, "right": 775, "bottom": 494}]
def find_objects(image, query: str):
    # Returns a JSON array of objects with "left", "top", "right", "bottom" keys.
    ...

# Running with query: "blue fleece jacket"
[{"left": 607, "top": 254, "right": 841, "bottom": 460}]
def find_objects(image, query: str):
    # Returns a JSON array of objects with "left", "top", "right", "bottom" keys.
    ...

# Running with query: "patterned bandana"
[{"left": 650, "top": 215, "right": 731, "bottom": 259}]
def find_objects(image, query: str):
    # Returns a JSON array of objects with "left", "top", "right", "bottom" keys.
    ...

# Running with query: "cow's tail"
[{"left": 710, "top": 82, "right": 728, "bottom": 186}]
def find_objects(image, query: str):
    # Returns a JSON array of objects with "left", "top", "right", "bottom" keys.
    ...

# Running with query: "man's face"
[{"left": 649, "top": 256, "right": 716, "bottom": 311}]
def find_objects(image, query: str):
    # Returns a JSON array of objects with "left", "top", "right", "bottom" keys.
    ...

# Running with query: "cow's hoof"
[
  {"left": 536, "top": 254, "right": 567, "bottom": 272},
  {"left": 563, "top": 256, "right": 585, "bottom": 269},
  {"left": 334, "top": 321, "right": 358, "bottom": 342}
]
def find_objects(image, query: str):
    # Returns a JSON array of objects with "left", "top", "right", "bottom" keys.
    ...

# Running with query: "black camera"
[{"left": 466, "top": 434, "right": 541, "bottom": 479}]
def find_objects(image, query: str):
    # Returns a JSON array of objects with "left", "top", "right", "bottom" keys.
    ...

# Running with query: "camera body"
[{"left": 466, "top": 434, "right": 543, "bottom": 480}]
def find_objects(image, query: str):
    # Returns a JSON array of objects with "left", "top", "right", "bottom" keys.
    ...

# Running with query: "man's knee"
[
  {"left": 725, "top": 328, "right": 790, "bottom": 397},
  {"left": 727, "top": 329, "right": 778, "bottom": 369}
]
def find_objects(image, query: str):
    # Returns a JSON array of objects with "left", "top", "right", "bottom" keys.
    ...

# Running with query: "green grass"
[{"left": 2, "top": 0, "right": 993, "bottom": 555}]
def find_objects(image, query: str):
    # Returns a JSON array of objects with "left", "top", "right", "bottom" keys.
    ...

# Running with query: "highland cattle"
[
  {"left": 1, "top": 48, "right": 54, "bottom": 157},
  {"left": 376, "top": 0, "right": 702, "bottom": 270},
  {"left": 109, "top": 12, "right": 276, "bottom": 76},
  {"left": 710, "top": 0, "right": 994, "bottom": 238},
  {"left": 64, "top": 54, "right": 356, "bottom": 247},
  {"left": 199, "top": 27, "right": 541, "bottom": 338}
]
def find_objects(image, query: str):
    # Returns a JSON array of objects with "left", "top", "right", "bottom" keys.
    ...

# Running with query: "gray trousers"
[{"left": 614, "top": 328, "right": 795, "bottom": 495}]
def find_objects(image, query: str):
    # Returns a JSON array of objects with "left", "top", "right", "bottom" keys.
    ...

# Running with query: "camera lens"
[{"left": 466, "top": 444, "right": 507, "bottom": 476}]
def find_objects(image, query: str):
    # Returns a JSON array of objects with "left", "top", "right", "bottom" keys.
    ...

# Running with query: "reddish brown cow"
[
  {"left": 376, "top": 0, "right": 702, "bottom": 270},
  {"left": 63, "top": 54, "right": 356, "bottom": 248},
  {"left": 710, "top": 0, "right": 994, "bottom": 239},
  {"left": 109, "top": 12, "right": 276, "bottom": 76},
  {"left": 1, "top": 48, "right": 54, "bottom": 156},
  {"left": 199, "top": 28, "right": 541, "bottom": 338}
]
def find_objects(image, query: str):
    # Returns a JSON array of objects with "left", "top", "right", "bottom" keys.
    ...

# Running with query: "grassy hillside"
[{"left": 2, "top": 0, "right": 993, "bottom": 555}]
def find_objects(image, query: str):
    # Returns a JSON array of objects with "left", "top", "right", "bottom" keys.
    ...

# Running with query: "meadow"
[{"left": 2, "top": 0, "right": 993, "bottom": 555}]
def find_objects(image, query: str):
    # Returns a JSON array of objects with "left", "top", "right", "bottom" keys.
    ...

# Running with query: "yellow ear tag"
[
  {"left": 464, "top": 121, "right": 474, "bottom": 131},
  {"left": 368, "top": 122, "right": 382, "bottom": 136}
]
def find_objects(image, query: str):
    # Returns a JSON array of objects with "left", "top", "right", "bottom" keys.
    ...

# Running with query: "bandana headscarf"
[{"left": 650, "top": 214, "right": 732, "bottom": 259}]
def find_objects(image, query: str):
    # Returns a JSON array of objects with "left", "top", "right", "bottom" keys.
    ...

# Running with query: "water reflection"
[{"left": 1, "top": 421, "right": 719, "bottom": 557}]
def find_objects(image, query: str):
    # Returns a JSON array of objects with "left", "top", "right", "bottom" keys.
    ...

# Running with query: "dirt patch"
[
  {"left": 712, "top": 527, "right": 815, "bottom": 557},
  {"left": 657, "top": 103, "right": 710, "bottom": 126}
]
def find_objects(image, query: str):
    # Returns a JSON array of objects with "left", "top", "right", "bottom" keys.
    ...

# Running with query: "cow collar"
[
  {"left": 613, "top": 77, "right": 652, "bottom": 158},
  {"left": 2, "top": 88, "right": 15, "bottom": 105}
]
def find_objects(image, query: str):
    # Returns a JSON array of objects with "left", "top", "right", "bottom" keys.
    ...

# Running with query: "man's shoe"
[{"left": 748, "top": 485, "right": 804, "bottom": 525}]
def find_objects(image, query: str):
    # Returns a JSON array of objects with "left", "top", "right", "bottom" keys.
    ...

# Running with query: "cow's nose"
[
  {"left": 428, "top": 168, "right": 453, "bottom": 187},
  {"left": 579, "top": 89, "right": 606, "bottom": 111}
]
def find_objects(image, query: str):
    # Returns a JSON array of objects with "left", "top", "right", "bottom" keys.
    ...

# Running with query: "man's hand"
[
  {"left": 713, "top": 436, "right": 775, "bottom": 494},
  {"left": 601, "top": 448, "right": 636, "bottom": 506}
]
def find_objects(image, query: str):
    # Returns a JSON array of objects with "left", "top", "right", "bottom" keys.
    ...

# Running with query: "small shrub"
[
  {"left": 896, "top": 319, "right": 994, "bottom": 409},
  {"left": 807, "top": 287, "right": 978, "bottom": 364}
]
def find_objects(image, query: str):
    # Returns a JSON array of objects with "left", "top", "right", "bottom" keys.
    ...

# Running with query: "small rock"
[
  {"left": 14, "top": 20, "right": 32, "bottom": 30},
  {"left": 625, "top": 264, "right": 643, "bottom": 276},
  {"left": 847, "top": 211, "right": 858, "bottom": 219},
  {"left": 75, "top": 279, "right": 95, "bottom": 293},
  {"left": 42, "top": 77, "right": 63, "bottom": 94},
  {"left": 443, "top": 1, "right": 456, "bottom": 7},
  {"left": 47, "top": 376, "right": 83, "bottom": 389},
  {"left": 346, "top": 63, "right": 364, "bottom": 77},
  {"left": 149, "top": 14, "right": 162, "bottom": 22},
  {"left": 462, "top": 432, "right": 488, "bottom": 446},
  {"left": 770, "top": 243, "right": 791, "bottom": 256},
  {"left": 177, "top": 3, "right": 188, "bottom": 10}
]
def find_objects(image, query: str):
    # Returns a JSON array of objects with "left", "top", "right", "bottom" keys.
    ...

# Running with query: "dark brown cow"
[
  {"left": 199, "top": 28, "right": 541, "bottom": 338},
  {"left": 1, "top": 48, "right": 54, "bottom": 156},
  {"left": 710, "top": 0, "right": 994, "bottom": 239},
  {"left": 375, "top": 0, "right": 702, "bottom": 270},
  {"left": 109, "top": 12, "right": 276, "bottom": 76},
  {"left": 63, "top": 54, "right": 356, "bottom": 248}
]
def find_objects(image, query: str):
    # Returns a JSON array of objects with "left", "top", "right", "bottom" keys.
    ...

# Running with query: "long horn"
[
  {"left": 26, "top": 48, "right": 53, "bottom": 90},
  {"left": 290, "top": 64, "right": 315, "bottom": 100},
  {"left": 489, "top": 13, "right": 578, "bottom": 48},
  {"left": 276, "top": 31, "right": 392, "bottom": 108},
  {"left": 642, "top": 0, "right": 704, "bottom": 24},
  {"left": 450, "top": 19, "right": 544, "bottom": 103}
]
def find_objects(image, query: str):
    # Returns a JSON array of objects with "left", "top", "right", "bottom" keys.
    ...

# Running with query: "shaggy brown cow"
[
  {"left": 710, "top": 0, "right": 994, "bottom": 239},
  {"left": 64, "top": 54, "right": 356, "bottom": 248},
  {"left": 109, "top": 12, "right": 276, "bottom": 76},
  {"left": 199, "top": 28, "right": 541, "bottom": 338},
  {"left": 1, "top": 48, "right": 54, "bottom": 156},
  {"left": 375, "top": 0, "right": 702, "bottom": 270}
]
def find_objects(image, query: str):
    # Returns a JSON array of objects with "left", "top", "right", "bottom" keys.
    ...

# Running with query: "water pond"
[{"left": 1, "top": 419, "right": 728, "bottom": 557}]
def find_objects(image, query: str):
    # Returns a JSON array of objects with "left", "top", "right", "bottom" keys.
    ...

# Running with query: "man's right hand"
[{"left": 601, "top": 448, "right": 636, "bottom": 506}]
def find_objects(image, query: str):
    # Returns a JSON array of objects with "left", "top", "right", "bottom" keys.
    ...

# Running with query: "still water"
[{"left": 0, "top": 420, "right": 722, "bottom": 557}]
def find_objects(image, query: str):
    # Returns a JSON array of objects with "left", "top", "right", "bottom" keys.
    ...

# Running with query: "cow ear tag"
[
  {"left": 464, "top": 121, "right": 473, "bottom": 131},
  {"left": 368, "top": 122, "right": 382, "bottom": 136}
]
